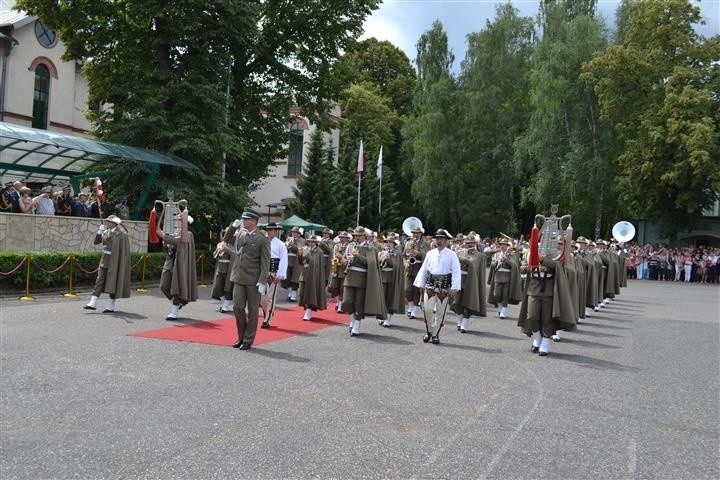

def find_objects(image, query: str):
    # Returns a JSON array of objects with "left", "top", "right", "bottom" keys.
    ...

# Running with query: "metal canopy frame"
[{"left": 0, "top": 121, "right": 198, "bottom": 219}]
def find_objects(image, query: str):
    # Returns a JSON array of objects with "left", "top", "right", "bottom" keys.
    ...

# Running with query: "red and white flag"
[{"left": 357, "top": 140, "right": 364, "bottom": 176}]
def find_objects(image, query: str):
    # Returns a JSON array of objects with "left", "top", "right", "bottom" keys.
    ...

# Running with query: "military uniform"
[
  {"left": 225, "top": 210, "right": 270, "bottom": 349},
  {"left": 298, "top": 236, "right": 332, "bottom": 320},
  {"left": 211, "top": 231, "right": 236, "bottom": 313},
  {"left": 260, "top": 223, "right": 288, "bottom": 328},
  {"left": 282, "top": 227, "right": 306, "bottom": 301},
  {"left": 327, "top": 232, "right": 351, "bottom": 311},
  {"left": 84, "top": 216, "right": 131, "bottom": 312},
  {"left": 452, "top": 234, "right": 487, "bottom": 333},
  {"left": 377, "top": 234, "right": 405, "bottom": 327},
  {"left": 404, "top": 228, "right": 429, "bottom": 318},
  {"left": 343, "top": 227, "right": 386, "bottom": 336},
  {"left": 487, "top": 240, "right": 522, "bottom": 318},
  {"left": 159, "top": 219, "right": 198, "bottom": 319}
]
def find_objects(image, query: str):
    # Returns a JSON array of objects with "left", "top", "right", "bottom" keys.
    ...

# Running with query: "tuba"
[{"left": 612, "top": 221, "right": 635, "bottom": 243}]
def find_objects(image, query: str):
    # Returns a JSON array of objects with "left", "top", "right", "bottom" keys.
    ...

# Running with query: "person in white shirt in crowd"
[
  {"left": 414, "top": 229, "right": 461, "bottom": 344},
  {"left": 260, "top": 222, "right": 288, "bottom": 328}
]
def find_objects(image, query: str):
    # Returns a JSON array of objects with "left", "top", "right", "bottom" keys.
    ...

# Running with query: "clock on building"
[{"left": 34, "top": 20, "right": 56, "bottom": 48}]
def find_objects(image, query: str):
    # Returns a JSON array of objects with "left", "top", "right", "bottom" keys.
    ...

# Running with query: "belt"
[
  {"left": 497, "top": 268, "right": 511, "bottom": 272},
  {"left": 218, "top": 259, "right": 230, "bottom": 263},
  {"left": 461, "top": 271, "right": 467, "bottom": 275},
  {"left": 288, "top": 253, "right": 297, "bottom": 257},
  {"left": 348, "top": 266, "right": 367, "bottom": 272},
  {"left": 381, "top": 268, "right": 393, "bottom": 272},
  {"left": 323, "top": 254, "right": 329, "bottom": 257},
  {"left": 102, "top": 250, "right": 112, "bottom": 255}
]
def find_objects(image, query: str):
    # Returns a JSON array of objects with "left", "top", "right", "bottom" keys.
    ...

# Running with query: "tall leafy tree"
[
  {"left": 17, "top": 0, "right": 380, "bottom": 228},
  {"left": 582, "top": 0, "right": 720, "bottom": 234},
  {"left": 460, "top": 3, "right": 535, "bottom": 235},
  {"left": 328, "top": 84, "right": 401, "bottom": 230},
  {"left": 514, "top": 0, "right": 616, "bottom": 237},
  {"left": 402, "top": 21, "right": 465, "bottom": 232}
]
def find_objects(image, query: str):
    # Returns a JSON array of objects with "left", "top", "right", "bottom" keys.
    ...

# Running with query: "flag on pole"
[
  {"left": 376, "top": 146, "right": 383, "bottom": 179},
  {"left": 357, "top": 140, "right": 364, "bottom": 176}
]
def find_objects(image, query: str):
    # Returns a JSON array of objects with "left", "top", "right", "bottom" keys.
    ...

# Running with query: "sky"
[{"left": 361, "top": 0, "right": 720, "bottom": 69}]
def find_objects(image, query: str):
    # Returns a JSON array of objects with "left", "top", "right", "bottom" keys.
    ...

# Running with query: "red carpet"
[{"left": 129, "top": 305, "right": 347, "bottom": 347}]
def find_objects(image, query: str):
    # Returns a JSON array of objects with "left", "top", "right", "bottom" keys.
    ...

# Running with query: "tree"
[
  {"left": 514, "top": 0, "right": 617, "bottom": 237},
  {"left": 402, "top": 21, "right": 466, "bottom": 232},
  {"left": 582, "top": 0, "right": 720, "bottom": 234},
  {"left": 460, "top": 3, "right": 535, "bottom": 235},
  {"left": 17, "top": 0, "right": 381, "bottom": 224},
  {"left": 331, "top": 84, "right": 401, "bottom": 230},
  {"left": 290, "top": 129, "right": 335, "bottom": 225}
]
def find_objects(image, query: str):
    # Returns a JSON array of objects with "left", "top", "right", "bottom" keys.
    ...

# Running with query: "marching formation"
[{"left": 82, "top": 204, "right": 629, "bottom": 357}]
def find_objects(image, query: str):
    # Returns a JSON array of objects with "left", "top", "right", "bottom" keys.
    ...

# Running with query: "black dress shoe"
[
  {"left": 350, "top": 332, "right": 359, "bottom": 337},
  {"left": 260, "top": 321, "right": 270, "bottom": 329},
  {"left": 220, "top": 309, "right": 231, "bottom": 314},
  {"left": 460, "top": 329, "right": 466, "bottom": 333},
  {"left": 457, "top": 325, "right": 461, "bottom": 331},
  {"left": 422, "top": 333, "right": 431, "bottom": 343},
  {"left": 431, "top": 336, "right": 440, "bottom": 344},
  {"left": 530, "top": 346, "right": 540, "bottom": 353},
  {"left": 83, "top": 305, "right": 96, "bottom": 310},
  {"left": 238, "top": 343, "right": 252, "bottom": 350},
  {"left": 102, "top": 309, "right": 114, "bottom": 313},
  {"left": 232, "top": 340, "right": 243, "bottom": 348},
  {"left": 538, "top": 351, "right": 548, "bottom": 357}
]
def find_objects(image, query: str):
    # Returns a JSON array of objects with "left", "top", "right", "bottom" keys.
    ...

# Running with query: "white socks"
[
  {"left": 334, "top": 297, "right": 342, "bottom": 311},
  {"left": 221, "top": 299, "right": 231, "bottom": 311},
  {"left": 289, "top": 289, "right": 297, "bottom": 301},
  {"left": 351, "top": 319, "right": 361, "bottom": 335},
  {"left": 303, "top": 308, "right": 312, "bottom": 320},
  {"left": 410, "top": 305, "right": 423, "bottom": 318},
  {"left": 585, "top": 307, "right": 593, "bottom": 317},
  {"left": 382, "top": 314, "right": 392, "bottom": 327},
  {"left": 460, "top": 317, "right": 469, "bottom": 331},
  {"left": 105, "top": 298, "right": 115, "bottom": 312},
  {"left": 167, "top": 304, "right": 180, "bottom": 319},
  {"left": 551, "top": 331, "right": 562, "bottom": 341},
  {"left": 532, "top": 331, "right": 542, "bottom": 348},
  {"left": 406, "top": 302, "right": 414, "bottom": 316},
  {"left": 540, "top": 337, "right": 551, "bottom": 353},
  {"left": 499, "top": 306, "right": 508, "bottom": 318},
  {"left": 86, "top": 295, "right": 98, "bottom": 308}
]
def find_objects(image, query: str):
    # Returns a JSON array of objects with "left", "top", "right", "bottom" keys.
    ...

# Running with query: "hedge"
[{"left": 0, "top": 251, "right": 216, "bottom": 293}]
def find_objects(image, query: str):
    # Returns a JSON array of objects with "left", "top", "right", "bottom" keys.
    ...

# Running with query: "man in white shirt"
[
  {"left": 260, "top": 222, "right": 288, "bottom": 328},
  {"left": 414, "top": 229, "right": 461, "bottom": 344}
]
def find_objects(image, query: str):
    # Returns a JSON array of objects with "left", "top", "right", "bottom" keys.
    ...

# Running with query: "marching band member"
[
  {"left": 156, "top": 211, "right": 198, "bottom": 320},
  {"left": 487, "top": 238, "right": 522, "bottom": 318},
  {"left": 377, "top": 233, "right": 405, "bottom": 327},
  {"left": 343, "top": 226, "right": 386, "bottom": 337},
  {"left": 518, "top": 236, "right": 576, "bottom": 356},
  {"left": 260, "top": 222, "right": 288, "bottom": 328},
  {"left": 414, "top": 229, "right": 461, "bottom": 344},
  {"left": 298, "top": 235, "right": 331, "bottom": 321},
  {"left": 224, "top": 209, "right": 270, "bottom": 350},
  {"left": 328, "top": 231, "right": 351, "bottom": 311},
  {"left": 211, "top": 228, "right": 235, "bottom": 314},
  {"left": 282, "top": 227, "right": 305, "bottom": 302},
  {"left": 320, "top": 228, "right": 335, "bottom": 287},
  {"left": 452, "top": 232, "right": 487, "bottom": 333},
  {"left": 84, "top": 215, "right": 131, "bottom": 312},
  {"left": 405, "top": 226, "right": 429, "bottom": 319}
]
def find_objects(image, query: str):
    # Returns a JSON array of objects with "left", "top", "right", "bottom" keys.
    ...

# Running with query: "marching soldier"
[
  {"left": 414, "top": 229, "right": 461, "bottom": 344},
  {"left": 328, "top": 231, "right": 351, "bottom": 312},
  {"left": 518, "top": 237, "right": 576, "bottom": 356},
  {"left": 84, "top": 215, "right": 131, "bottom": 312},
  {"left": 404, "top": 225, "right": 429, "bottom": 319},
  {"left": 377, "top": 233, "right": 405, "bottom": 327},
  {"left": 211, "top": 228, "right": 235, "bottom": 314},
  {"left": 224, "top": 209, "right": 270, "bottom": 350},
  {"left": 260, "top": 222, "right": 288, "bottom": 328},
  {"left": 282, "top": 226, "right": 305, "bottom": 302},
  {"left": 343, "top": 226, "right": 386, "bottom": 336},
  {"left": 157, "top": 211, "right": 198, "bottom": 320},
  {"left": 320, "top": 228, "right": 335, "bottom": 287},
  {"left": 298, "top": 235, "right": 331, "bottom": 320},
  {"left": 452, "top": 232, "right": 487, "bottom": 333},
  {"left": 487, "top": 238, "right": 522, "bottom": 318}
]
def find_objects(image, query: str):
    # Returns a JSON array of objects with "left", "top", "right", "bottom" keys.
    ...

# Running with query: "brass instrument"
[
  {"left": 331, "top": 243, "right": 342, "bottom": 274},
  {"left": 213, "top": 241, "right": 226, "bottom": 259},
  {"left": 378, "top": 247, "right": 394, "bottom": 269},
  {"left": 343, "top": 242, "right": 359, "bottom": 274}
]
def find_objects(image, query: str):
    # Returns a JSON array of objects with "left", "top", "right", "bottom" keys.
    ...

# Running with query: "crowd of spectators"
[
  {"left": 625, "top": 242, "right": 719, "bottom": 284},
  {"left": 0, "top": 180, "right": 129, "bottom": 219}
]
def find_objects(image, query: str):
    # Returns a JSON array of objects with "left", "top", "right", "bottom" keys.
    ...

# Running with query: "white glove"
[
  {"left": 97, "top": 225, "right": 107, "bottom": 235},
  {"left": 187, "top": 214, "right": 194, "bottom": 225},
  {"left": 232, "top": 219, "right": 242, "bottom": 228},
  {"left": 257, "top": 283, "right": 267, "bottom": 295}
]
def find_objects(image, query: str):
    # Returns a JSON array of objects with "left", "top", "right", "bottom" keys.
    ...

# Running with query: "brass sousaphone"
[{"left": 612, "top": 221, "right": 636, "bottom": 243}]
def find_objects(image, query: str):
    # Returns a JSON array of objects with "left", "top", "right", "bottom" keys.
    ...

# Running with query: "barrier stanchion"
[
  {"left": 64, "top": 254, "right": 77, "bottom": 297},
  {"left": 198, "top": 254, "right": 207, "bottom": 288},
  {"left": 137, "top": 254, "right": 148, "bottom": 292},
  {"left": 19, "top": 253, "right": 33, "bottom": 301}
]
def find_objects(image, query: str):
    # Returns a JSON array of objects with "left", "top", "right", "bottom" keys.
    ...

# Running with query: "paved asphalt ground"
[{"left": 1, "top": 280, "right": 718, "bottom": 479}]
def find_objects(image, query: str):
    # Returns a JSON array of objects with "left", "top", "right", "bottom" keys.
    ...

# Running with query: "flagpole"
[
  {"left": 378, "top": 171, "right": 382, "bottom": 232},
  {"left": 356, "top": 174, "right": 361, "bottom": 226}
]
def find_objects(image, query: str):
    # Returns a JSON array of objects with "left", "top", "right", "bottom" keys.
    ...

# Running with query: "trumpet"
[
  {"left": 213, "top": 241, "right": 227, "bottom": 259},
  {"left": 343, "top": 243, "right": 359, "bottom": 274},
  {"left": 378, "top": 247, "right": 394, "bottom": 268}
]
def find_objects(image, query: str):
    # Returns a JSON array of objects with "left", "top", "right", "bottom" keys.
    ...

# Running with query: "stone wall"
[{"left": 0, "top": 213, "right": 148, "bottom": 253}]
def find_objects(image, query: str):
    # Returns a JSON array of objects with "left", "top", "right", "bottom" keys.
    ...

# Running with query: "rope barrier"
[
  {"left": 74, "top": 259, "right": 100, "bottom": 275},
  {"left": 30, "top": 256, "right": 71, "bottom": 275},
  {"left": 0, "top": 257, "right": 26, "bottom": 276}
]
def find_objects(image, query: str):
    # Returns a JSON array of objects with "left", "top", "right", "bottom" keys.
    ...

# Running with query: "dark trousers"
[
  {"left": 343, "top": 285, "right": 366, "bottom": 319},
  {"left": 233, "top": 283, "right": 261, "bottom": 345},
  {"left": 160, "top": 270, "right": 186, "bottom": 306},
  {"left": 527, "top": 295, "right": 555, "bottom": 337},
  {"left": 493, "top": 281, "right": 510, "bottom": 307}
]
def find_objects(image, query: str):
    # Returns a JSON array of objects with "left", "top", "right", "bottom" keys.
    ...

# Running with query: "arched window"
[
  {"left": 32, "top": 64, "right": 50, "bottom": 129},
  {"left": 287, "top": 122, "right": 304, "bottom": 176}
]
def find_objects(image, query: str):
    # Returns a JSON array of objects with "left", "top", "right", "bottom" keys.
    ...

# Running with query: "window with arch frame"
[
  {"left": 32, "top": 64, "right": 51, "bottom": 129},
  {"left": 287, "top": 122, "right": 304, "bottom": 176}
]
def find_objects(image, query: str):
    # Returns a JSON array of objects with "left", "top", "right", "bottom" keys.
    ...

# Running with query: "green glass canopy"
[{"left": 0, "top": 121, "right": 198, "bottom": 218}]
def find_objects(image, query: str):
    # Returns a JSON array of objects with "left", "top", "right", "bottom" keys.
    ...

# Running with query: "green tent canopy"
[{"left": 279, "top": 214, "right": 326, "bottom": 231}]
